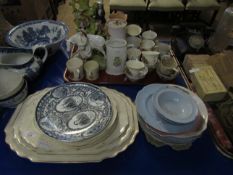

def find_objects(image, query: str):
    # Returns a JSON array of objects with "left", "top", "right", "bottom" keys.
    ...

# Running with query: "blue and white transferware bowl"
[
  {"left": 0, "top": 46, "right": 48, "bottom": 80},
  {"left": 6, "top": 20, "right": 68, "bottom": 55},
  {"left": 36, "top": 83, "right": 113, "bottom": 142}
]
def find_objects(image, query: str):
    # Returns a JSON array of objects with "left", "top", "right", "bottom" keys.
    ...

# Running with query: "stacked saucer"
[
  {"left": 135, "top": 84, "right": 208, "bottom": 150},
  {"left": 5, "top": 83, "right": 138, "bottom": 163}
]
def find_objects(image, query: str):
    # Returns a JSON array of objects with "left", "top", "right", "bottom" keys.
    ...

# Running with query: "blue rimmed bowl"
[{"left": 6, "top": 20, "right": 68, "bottom": 55}]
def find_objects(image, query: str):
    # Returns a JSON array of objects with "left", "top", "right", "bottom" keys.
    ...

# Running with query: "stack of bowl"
[
  {"left": 135, "top": 84, "right": 208, "bottom": 150},
  {"left": 0, "top": 69, "right": 27, "bottom": 108}
]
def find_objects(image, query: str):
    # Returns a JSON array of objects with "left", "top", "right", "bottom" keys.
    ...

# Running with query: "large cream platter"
[{"left": 5, "top": 83, "right": 138, "bottom": 163}]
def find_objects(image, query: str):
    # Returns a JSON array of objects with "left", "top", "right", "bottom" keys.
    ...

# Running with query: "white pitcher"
[{"left": 105, "top": 39, "right": 127, "bottom": 75}]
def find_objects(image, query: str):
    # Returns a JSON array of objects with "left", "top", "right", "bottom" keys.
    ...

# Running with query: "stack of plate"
[
  {"left": 135, "top": 84, "right": 208, "bottom": 150},
  {"left": 5, "top": 83, "right": 138, "bottom": 163}
]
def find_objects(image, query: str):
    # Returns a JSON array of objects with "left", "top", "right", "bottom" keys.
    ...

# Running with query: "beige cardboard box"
[
  {"left": 190, "top": 65, "right": 227, "bottom": 102},
  {"left": 183, "top": 54, "right": 210, "bottom": 78},
  {"left": 208, "top": 51, "right": 233, "bottom": 89}
]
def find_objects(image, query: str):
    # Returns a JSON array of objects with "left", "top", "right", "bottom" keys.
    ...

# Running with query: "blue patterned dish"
[
  {"left": 6, "top": 20, "right": 68, "bottom": 55},
  {"left": 36, "top": 83, "right": 112, "bottom": 142}
]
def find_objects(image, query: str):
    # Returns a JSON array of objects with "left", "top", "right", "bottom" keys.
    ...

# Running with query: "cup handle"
[
  {"left": 73, "top": 69, "right": 80, "bottom": 80},
  {"left": 172, "top": 67, "right": 179, "bottom": 73},
  {"left": 138, "top": 69, "right": 145, "bottom": 76},
  {"left": 127, "top": 44, "right": 134, "bottom": 48},
  {"left": 32, "top": 45, "right": 48, "bottom": 63}
]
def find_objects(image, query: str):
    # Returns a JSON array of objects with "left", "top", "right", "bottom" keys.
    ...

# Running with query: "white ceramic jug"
[{"left": 105, "top": 39, "right": 127, "bottom": 75}]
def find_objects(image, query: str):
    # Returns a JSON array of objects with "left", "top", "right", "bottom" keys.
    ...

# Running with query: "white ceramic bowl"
[
  {"left": 0, "top": 79, "right": 28, "bottom": 108},
  {"left": 0, "top": 69, "right": 24, "bottom": 100},
  {"left": 153, "top": 88, "right": 198, "bottom": 124},
  {"left": 6, "top": 20, "right": 68, "bottom": 55},
  {"left": 126, "top": 24, "right": 142, "bottom": 36}
]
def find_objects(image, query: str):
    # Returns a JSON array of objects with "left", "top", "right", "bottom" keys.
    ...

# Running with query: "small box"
[
  {"left": 190, "top": 66, "right": 227, "bottom": 102},
  {"left": 183, "top": 54, "right": 210, "bottom": 78}
]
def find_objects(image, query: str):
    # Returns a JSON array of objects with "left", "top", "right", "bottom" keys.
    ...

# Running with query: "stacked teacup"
[{"left": 135, "top": 84, "right": 208, "bottom": 150}]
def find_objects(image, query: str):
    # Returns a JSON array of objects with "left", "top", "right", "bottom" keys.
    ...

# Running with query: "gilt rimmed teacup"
[
  {"left": 125, "top": 60, "right": 146, "bottom": 77},
  {"left": 158, "top": 55, "right": 179, "bottom": 76},
  {"left": 141, "top": 40, "right": 156, "bottom": 51},
  {"left": 127, "top": 48, "right": 141, "bottom": 60},
  {"left": 141, "top": 51, "right": 159, "bottom": 70}
]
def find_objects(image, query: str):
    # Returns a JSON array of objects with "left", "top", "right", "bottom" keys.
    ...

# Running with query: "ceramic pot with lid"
[{"left": 107, "top": 19, "right": 127, "bottom": 39}]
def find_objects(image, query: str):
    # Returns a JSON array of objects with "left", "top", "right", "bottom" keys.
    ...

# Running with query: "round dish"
[
  {"left": 35, "top": 83, "right": 113, "bottom": 142},
  {"left": 153, "top": 87, "right": 198, "bottom": 124}
]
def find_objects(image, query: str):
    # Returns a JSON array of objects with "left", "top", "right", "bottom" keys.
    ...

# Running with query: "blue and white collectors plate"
[{"left": 36, "top": 83, "right": 112, "bottom": 142}]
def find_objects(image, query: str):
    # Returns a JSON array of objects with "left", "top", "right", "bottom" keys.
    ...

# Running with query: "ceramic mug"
[
  {"left": 105, "top": 39, "right": 127, "bottom": 75},
  {"left": 125, "top": 60, "right": 146, "bottom": 78},
  {"left": 66, "top": 57, "right": 84, "bottom": 81},
  {"left": 127, "top": 48, "right": 141, "bottom": 60},
  {"left": 158, "top": 55, "right": 179, "bottom": 76},
  {"left": 84, "top": 60, "right": 99, "bottom": 81},
  {"left": 141, "top": 51, "right": 159, "bottom": 69},
  {"left": 141, "top": 40, "right": 156, "bottom": 51}
]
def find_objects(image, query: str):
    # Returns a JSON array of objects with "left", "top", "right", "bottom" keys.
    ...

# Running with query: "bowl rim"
[
  {"left": 5, "top": 20, "right": 69, "bottom": 49},
  {"left": 153, "top": 87, "right": 198, "bottom": 124},
  {"left": 0, "top": 79, "right": 27, "bottom": 102},
  {"left": 0, "top": 69, "right": 24, "bottom": 100}
]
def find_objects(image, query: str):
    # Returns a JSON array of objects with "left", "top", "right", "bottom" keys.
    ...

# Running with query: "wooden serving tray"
[
  {"left": 63, "top": 51, "right": 191, "bottom": 86},
  {"left": 64, "top": 69, "right": 178, "bottom": 85}
]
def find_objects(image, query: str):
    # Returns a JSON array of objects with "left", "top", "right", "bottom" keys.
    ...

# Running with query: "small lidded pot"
[{"left": 108, "top": 19, "right": 127, "bottom": 39}]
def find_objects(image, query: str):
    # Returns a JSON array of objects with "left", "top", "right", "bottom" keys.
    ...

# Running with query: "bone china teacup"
[
  {"left": 66, "top": 57, "right": 84, "bottom": 81},
  {"left": 127, "top": 48, "right": 141, "bottom": 60},
  {"left": 141, "top": 51, "right": 159, "bottom": 68},
  {"left": 140, "top": 40, "right": 156, "bottom": 51},
  {"left": 158, "top": 55, "right": 179, "bottom": 76},
  {"left": 125, "top": 60, "right": 146, "bottom": 77}
]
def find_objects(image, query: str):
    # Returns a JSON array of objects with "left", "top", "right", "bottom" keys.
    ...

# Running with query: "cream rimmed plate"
[
  {"left": 9, "top": 88, "right": 137, "bottom": 162},
  {"left": 5, "top": 86, "right": 138, "bottom": 163}
]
